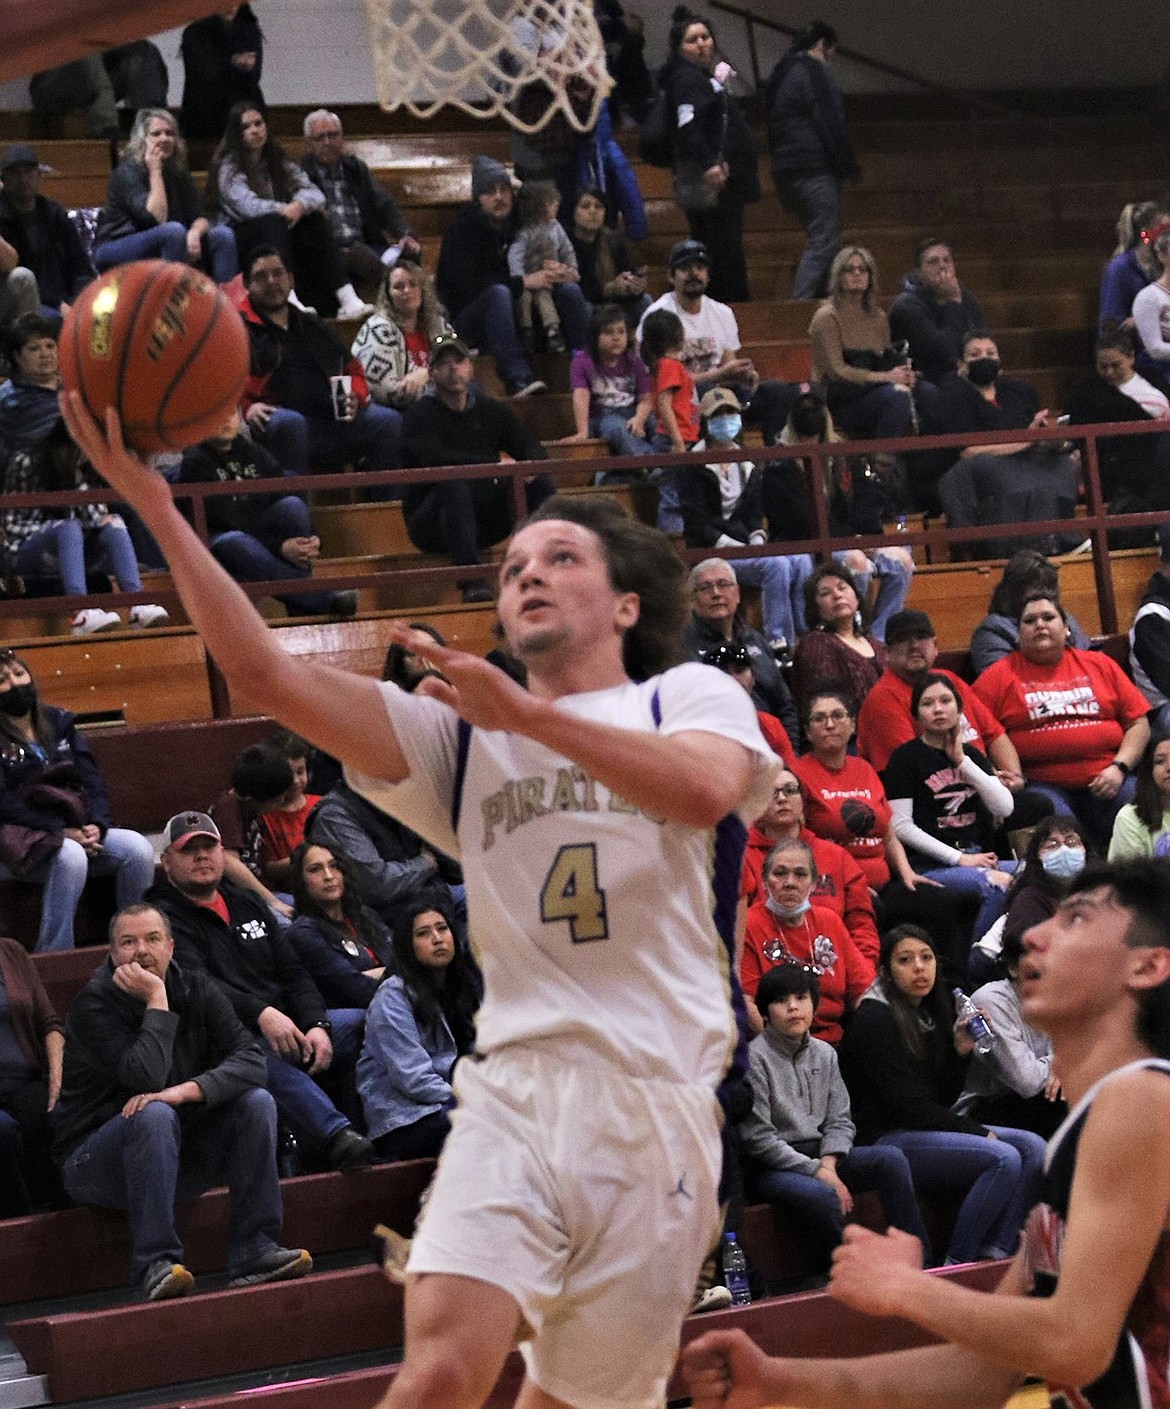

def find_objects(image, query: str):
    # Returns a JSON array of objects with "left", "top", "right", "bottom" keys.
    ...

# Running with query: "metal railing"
[{"left": 1, "top": 415, "right": 1165, "bottom": 715}]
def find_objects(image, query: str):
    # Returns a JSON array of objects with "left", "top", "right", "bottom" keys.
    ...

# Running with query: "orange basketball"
[{"left": 59, "top": 260, "right": 249, "bottom": 455}]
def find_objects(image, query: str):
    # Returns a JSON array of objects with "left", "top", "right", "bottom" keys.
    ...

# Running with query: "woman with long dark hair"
[
  {"left": 1109, "top": 733, "right": 1170, "bottom": 859},
  {"left": 839, "top": 924, "right": 1045, "bottom": 1263},
  {"left": 208, "top": 101, "right": 369, "bottom": 318},
  {"left": 356, "top": 899, "right": 480, "bottom": 1161},
  {"left": 969, "top": 550, "right": 1090, "bottom": 675},
  {"left": 0, "top": 650, "right": 156, "bottom": 950},
  {"left": 659, "top": 6, "right": 759, "bottom": 302},
  {"left": 286, "top": 842, "right": 393, "bottom": 1009}
]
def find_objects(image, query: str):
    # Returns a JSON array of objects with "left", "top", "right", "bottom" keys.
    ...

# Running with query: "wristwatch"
[
  {"left": 307, "top": 1020, "right": 333, "bottom": 1035},
  {"left": 1112, "top": 759, "right": 1131, "bottom": 777}
]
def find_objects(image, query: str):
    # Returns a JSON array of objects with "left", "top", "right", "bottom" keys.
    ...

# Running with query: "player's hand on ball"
[
  {"left": 829, "top": 1224, "right": 923, "bottom": 1318},
  {"left": 59, "top": 393, "right": 171, "bottom": 516},
  {"left": 683, "top": 1328, "right": 774, "bottom": 1409}
]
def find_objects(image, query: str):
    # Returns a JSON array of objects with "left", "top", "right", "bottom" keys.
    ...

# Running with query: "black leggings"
[{"left": 232, "top": 210, "right": 348, "bottom": 316}]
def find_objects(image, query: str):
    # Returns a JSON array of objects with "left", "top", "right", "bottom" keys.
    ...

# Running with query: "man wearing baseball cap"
[
  {"left": 637, "top": 239, "right": 798, "bottom": 444},
  {"left": 55, "top": 899, "right": 312, "bottom": 1300},
  {"left": 148, "top": 812, "right": 375, "bottom": 1171},
  {"left": 399, "top": 331, "right": 554, "bottom": 603},
  {"left": 0, "top": 145, "right": 94, "bottom": 322}
]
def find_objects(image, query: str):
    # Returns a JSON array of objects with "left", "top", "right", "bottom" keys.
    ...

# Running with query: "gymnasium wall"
[{"left": 0, "top": 0, "right": 1164, "bottom": 111}]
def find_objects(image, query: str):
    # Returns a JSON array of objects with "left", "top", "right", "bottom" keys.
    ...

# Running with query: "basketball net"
[{"left": 362, "top": 0, "right": 613, "bottom": 133}]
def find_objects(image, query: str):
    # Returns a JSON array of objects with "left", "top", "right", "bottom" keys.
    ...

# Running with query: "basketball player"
[
  {"left": 60, "top": 393, "right": 779, "bottom": 1409},
  {"left": 685, "top": 857, "right": 1170, "bottom": 1409}
]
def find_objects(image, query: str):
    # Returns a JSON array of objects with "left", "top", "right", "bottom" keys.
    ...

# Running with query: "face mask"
[
  {"left": 765, "top": 895, "right": 812, "bottom": 923},
  {"left": 0, "top": 683, "right": 35, "bottom": 717},
  {"left": 1040, "top": 845, "right": 1085, "bottom": 880},
  {"left": 965, "top": 357, "right": 1000, "bottom": 387},
  {"left": 707, "top": 413, "right": 742, "bottom": 442}
]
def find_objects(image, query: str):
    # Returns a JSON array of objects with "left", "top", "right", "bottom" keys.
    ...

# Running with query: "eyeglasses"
[
  {"left": 773, "top": 783, "right": 801, "bottom": 798},
  {"left": 695, "top": 580, "right": 737, "bottom": 594},
  {"left": 809, "top": 709, "right": 849, "bottom": 725}
]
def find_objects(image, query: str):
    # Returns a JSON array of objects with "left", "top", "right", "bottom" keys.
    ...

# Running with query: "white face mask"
[{"left": 765, "top": 895, "right": 812, "bottom": 923}]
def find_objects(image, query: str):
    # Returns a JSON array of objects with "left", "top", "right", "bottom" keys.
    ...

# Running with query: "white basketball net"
[{"left": 363, "top": 0, "right": 613, "bottom": 133}]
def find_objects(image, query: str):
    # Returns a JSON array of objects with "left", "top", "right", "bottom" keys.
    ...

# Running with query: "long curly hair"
[
  {"left": 373, "top": 258, "right": 449, "bottom": 338},
  {"left": 389, "top": 898, "right": 480, "bottom": 1055},
  {"left": 524, "top": 494, "right": 688, "bottom": 681}
]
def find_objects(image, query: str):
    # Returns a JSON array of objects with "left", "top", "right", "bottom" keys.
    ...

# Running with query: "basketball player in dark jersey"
[{"left": 686, "top": 857, "right": 1170, "bottom": 1409}]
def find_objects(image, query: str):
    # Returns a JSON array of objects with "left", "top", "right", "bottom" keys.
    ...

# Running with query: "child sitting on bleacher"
[
  {"left": 565, "top": 302, "right": 654, "bottom": 473},
  {"left": 255, "top": 731, "right": 322, "bottom": 893},
  {"left": 507, "top": 179, "right": 579, "bottom": 355},
  {"left": 742, "top": 962, "right": 927, "bottom": 1278}
]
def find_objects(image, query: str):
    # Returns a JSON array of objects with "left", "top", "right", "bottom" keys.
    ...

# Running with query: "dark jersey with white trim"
[{"left": 1022, "top": 1058, "right": 1170, "bottom": 1409}]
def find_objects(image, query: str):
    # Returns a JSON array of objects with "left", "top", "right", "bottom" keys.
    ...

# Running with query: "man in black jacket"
[
  {"left": 888, "top": 238, "right": 988, "bottom": 385},
  {"left": 401, "top": 333, "right": 554, "bottom": 602},
  {"left": 0, "top": 146, "right": 93, "bottom": 323},
  {"left": 55, "top": 902, "right": 311, "bottom": 1300},
  {"left": 301, "top": 110, "right": 420, "bottom": 304},
  {"left": 765, "top": 21, "right": 859, "bottom": 300},
  {"left": 1130, "top": 527, "right": 1170, "bottom": 735},
  {"left": 148, "top": 811, "right": 374, "bottom": 1171},
  {"left": 436, "top": 155, "right": 565, "bottom": 398}
]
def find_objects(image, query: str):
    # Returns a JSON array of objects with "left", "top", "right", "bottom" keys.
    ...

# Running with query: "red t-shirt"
[
  {"left": 741, "top": 901, "right": 874, "bottom": 1045},
  {"left": 973, "top": 648, "right": 1149, "bottom": 788},
  {"left": 653, "top": 355, "right": 699, "bottom": 444},
  {"left": 756, "top": 711, "right": 796, "bottom": 768},
  {"left": 257, "top": 794, "right": 322, "bottom": 871},
  {"left": 403, "top": 328, "right": 429, "bottom": 370},
  {"left": 792, "top": 752, "right": 893, "bottom": 888},
  {"left": 857, "top": 667, "right": 1005, "bottom": 775}
]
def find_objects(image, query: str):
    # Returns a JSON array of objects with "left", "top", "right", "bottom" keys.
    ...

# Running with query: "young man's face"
[
  {"left": 767, "top": 989, "right": 815, "bottom": 1040},
  {"left": 496, "top": 518, "right": 637, "bottom": 668},
  {"left": 1020, "top": 884, "right": 1170, "bottom": 1037},
  {"left": 430, "top": 351, "right": 473, "bottom": 398}
]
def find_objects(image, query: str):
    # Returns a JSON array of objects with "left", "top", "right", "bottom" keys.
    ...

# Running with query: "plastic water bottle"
[
  {"left": 953, "top": 988, "right": 995, "bottom": 1055},
  {"left": 722, "top": 1231, "right": 751, "bottom": 1305}
]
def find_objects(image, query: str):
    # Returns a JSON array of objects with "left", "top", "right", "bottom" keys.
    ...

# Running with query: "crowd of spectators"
[{"left": 5, "top": 3, "right": 1170, "bottom": 1306}]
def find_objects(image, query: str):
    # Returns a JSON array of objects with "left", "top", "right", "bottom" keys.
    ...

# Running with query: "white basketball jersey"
[{"left": 347, "top": 663, "right": 777, "bottom": 1088}]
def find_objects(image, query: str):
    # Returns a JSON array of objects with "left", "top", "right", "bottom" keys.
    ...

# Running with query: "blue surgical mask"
[
  {"left": 765, "top": 895, "right": 812, "bottom": 923},
  {"left": 707, "top": 413, "right": 742, "bottom": 443},
  {"left": 1040, "top": 845, "right": 1085, "bottom": 880}
]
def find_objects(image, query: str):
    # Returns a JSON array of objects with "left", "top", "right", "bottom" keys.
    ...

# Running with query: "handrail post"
[
  {"left": 1080, "top": 428, "right": 1118, "bottom": 635},
  {"left": 745, "top": 14, "right": 761, "bottom": 93}
]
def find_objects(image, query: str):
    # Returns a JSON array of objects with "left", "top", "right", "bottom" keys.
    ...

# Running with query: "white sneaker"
[
  {"left": 129, "top": 604, "right": 170, "bottom": 629},
  {"left": 691, "top": 1285, "right": 733, "bottom": 1314},
  {"left": 71, "top": 608, "right": 121, "bottom": 635}
]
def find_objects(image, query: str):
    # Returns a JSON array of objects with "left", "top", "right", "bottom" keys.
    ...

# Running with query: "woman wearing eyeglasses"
[
  {"left": 741, "top": 836, "right": 873, "bottom": 1043},
  {"left": 792, "top": 687, "right": 975, "bottom": 967}
]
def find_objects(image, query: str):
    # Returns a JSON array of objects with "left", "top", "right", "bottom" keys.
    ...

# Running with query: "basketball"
[{"left": 59, "top": 260, "right": 249, "bottom": 455}]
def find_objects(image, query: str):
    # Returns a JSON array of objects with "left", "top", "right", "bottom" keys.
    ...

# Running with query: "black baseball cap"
[
  {"left": 669, "top": 239, "right": 709, "bottom": 271},
  {"left": 884, "top": 609, "right": 935, "bottom": 643},
  {"left": 0, "top": 145, "right": 38, "bottom": 173}
]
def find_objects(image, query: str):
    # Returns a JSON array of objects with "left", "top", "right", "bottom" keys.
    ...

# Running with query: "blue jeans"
[
  {"left": 876, "top": 1124, "right": 1046, "bottom": 1263},
  {"left": 93, "top": 222, "right": 238, "bottom": 283},
  {"left": 453, "top": 284, "right": 533, "bottom": 392},
  {"left": 262, "top": 1007, "right": 366, "bottom": 1148},
  {"left": 918, "top": 858, "right": 1018, "bottom": 942},
  {"left": 749, "top": 1144, "right": 930, "bottom": 1267},
  {"left": 1025, "top": 777, "right": 1137, "bottom": 851},
  {"left": 210, "top": 496, "right": 336, "bottom": 616},
  {"left": 60, "top": 1088, "right": 282, "bottom": 1285},
  {"left": 14, "top": 518, "right": 143, "bottom": 595},
  {"left": 774, "top": 172, "right": 843, "bottom": 301},
  {"left": 591, "top": 411, "right": 654, "bottom": 461},
  {"left": 0, "top": 828, "right": 156, "bottom": 952},
  {"left": 254, "top": 406, "right": 401, "bottom": 478},
  {"left": 733, "top": 553, "right": 814, "bottom": 647},
  {"left": 843, "top": 548, "right": 913, "bottom": 642}
]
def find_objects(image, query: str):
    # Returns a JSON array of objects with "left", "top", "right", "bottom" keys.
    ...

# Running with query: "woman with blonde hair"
[
  {"left": 1099, "top": 199, "right": 1165, "bottom": 346},
  {"left": 93, "top": 107, "right": 237, "bottom": 281},
  {"left": 352, "top": 260, "right": 453, "bottom": 408},
  {"left": 809, "top": 244, "right": 920, "bottom": 442}
]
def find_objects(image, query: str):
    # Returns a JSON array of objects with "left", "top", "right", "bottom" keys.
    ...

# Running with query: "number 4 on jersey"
[{"left": 540, "top": 843, "right": 609, "bottom": 943}]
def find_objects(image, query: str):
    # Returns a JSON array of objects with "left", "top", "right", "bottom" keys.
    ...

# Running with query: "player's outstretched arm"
[
  {"left": 386, "top": 623, "right": 760, "bottom": 827},
  {"left": 60, "top": 394, "right": 411, "bottom": 783},
  {"left": 829, "top": 1068, "right": 1170, "bottom": 1389}
]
